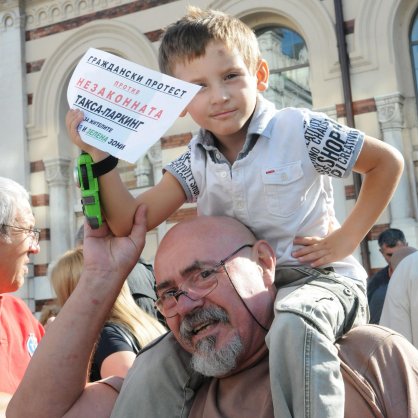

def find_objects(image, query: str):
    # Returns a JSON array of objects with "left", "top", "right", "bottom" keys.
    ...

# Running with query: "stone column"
[
  {"left": 375, "top": 93, "right": 417, "bottom": 244},
  {"left": 0, "top": 1, "right": 28, "bottom": 186},
  {"left": 147, "top": 142, "right": 166, "bottom": 243},
  {"left": 135, "top": 156, "right": 152, "bottom": 187},
  {"left": 44, "top": 158, "right": 72, "bottom": 260}
]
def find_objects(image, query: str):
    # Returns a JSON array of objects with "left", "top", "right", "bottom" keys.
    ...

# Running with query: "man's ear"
[
  {"left": 253, "top": 240, "right": 275, "bottom": 285},
  {"left": 256, "top": 59, "right": 269, "bottom": 92}
]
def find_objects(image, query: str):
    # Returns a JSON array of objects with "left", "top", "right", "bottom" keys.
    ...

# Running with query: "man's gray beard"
[
  {"left": 191, "top": 333, "right": 243, "bottom": 377},
  {"left": 179, "top": 306, "right": 243, "bottom": 377}
]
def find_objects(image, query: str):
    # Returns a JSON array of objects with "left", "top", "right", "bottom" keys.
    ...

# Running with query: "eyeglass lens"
[
  {"left": 3, "top": 224, "right": 40, "bottom": 245},
  {"left": 156, "top": 244, "right": 253, "bottom": 318}
]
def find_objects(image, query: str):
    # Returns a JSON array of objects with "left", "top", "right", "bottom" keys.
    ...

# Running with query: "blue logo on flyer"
[{"left": 26, "top": 333, "right": 38, "bottom": 357}]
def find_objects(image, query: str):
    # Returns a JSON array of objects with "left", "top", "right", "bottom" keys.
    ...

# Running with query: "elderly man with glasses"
[
  {"left": 9, "top": 208, "right": 418, "bottom": 418},
  {"left": 0, "top": 177, "right": 44, "bottom": 415}
]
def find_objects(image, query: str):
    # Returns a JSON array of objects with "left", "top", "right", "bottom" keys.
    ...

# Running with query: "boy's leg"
[
  {"left": 111, "top": 332, "right": 205, "bottom": 418},
  {"left": 266, "top": 268, "right": 368, "bottom": 418}
]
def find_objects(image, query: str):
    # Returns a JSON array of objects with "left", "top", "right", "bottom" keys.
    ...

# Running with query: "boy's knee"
[
  {"left": 273, "top": 284, "right": 349, "bottom": 340},
  {"left": 266, "top": 311, "right": 309, "bottom": 351}
]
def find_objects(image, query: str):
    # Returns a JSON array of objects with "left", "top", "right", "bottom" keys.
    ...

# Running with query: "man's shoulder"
[
  {"left": 137, "top": 330, "right": 172, "bottom": 355},
  {"left": 0, "top": 293, "right": 44, "bottom": 337},
  {"left": 1, "top": 293, "right": 32, "bottom": 311},
  {"left": 368, "top": 266, "right": 390, "bottom": 288},
  {"left": 1, "top": 294, "right": 43, "bottom": 323},
  {"left": 367, "top": 266, "right": 389, "bottom": 301}
]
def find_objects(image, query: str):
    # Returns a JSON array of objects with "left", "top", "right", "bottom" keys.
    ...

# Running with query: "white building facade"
[{"left": 0, "top": 0, "right": 417, "bottom": 312}]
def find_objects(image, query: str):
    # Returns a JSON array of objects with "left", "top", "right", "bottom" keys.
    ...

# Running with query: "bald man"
[{"left": 9, "top": 212, "right": 418, "bottom": 418}]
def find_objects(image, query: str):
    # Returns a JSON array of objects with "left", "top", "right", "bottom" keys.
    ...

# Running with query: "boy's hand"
[
  {"left": 66, "top": 109, "right": 108, "bottom": 161},
  {"left": 292, "top": 228, "right": 358, "bottom": 267}
]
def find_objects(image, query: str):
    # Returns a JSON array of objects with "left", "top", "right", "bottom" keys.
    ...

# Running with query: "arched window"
[
  {"left": 255, "top": 27, "right": 312, "bottom": 109},
  {"left": 411, "top": 10, "right": 418, "bottom": 111}
]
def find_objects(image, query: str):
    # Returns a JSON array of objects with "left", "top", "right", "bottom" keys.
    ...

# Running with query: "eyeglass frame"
[
  {"left": 1, "top": 224, "right": 41, "bottom": 245},
  {"left": 155, "top": 243, "right": 254, "bottom": 318}
]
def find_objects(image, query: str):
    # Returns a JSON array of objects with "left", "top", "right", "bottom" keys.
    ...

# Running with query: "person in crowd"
[
  {"left": 126, "top": 260, "right": 162, "bottom": 321},
  {"left": 0, "top": 177, "right": 44, "bottom": 415},
  {"left": 66, "top": 7, "right": 404, "bottom": 417},
  {"left": 49, "top": 246, "right": 166, "bottom": 380},
  {"left": 379, "top": 246, "right": 418, "bottom": 348},
  {"left": 38, "top": 303, "right": 60, "bottom": 329},
  {"left": 367, "top": 228, "right": 407, "bottom": 324},
  {"left": 8, "top": 211, "right": 418, "bottom": 418}
]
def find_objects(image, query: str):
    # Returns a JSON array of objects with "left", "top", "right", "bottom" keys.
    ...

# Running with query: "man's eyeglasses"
[
  {"left": 155, "top": 244, "right": 253, "bottom": 318},
  {"left": 2, "top": 224, "right": 41, "bottom": 245}
]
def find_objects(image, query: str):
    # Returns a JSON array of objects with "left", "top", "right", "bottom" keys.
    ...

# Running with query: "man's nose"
[
  {"left": 28, "top": 240, "right": 40, "bottom": 254},
  {"left": 175, "top": 292, "right": 205, "bottom": 317}
]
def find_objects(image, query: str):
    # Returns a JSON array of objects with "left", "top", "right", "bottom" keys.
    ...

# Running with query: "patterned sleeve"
[
  {"left": 164, "top": 145, "right": 199, "bottom": 203},
  {"left": 303, "top": 111, "right": 365, "bottom": 178}
]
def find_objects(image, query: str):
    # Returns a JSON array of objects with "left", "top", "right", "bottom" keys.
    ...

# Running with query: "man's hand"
[
  {"left": 82, "top": 204, "right": 147, "bottom": 285},
  {"left": 292, "top": 228, "right": 359, "bottom": 267},
  {"left": 7, "top": 205, "right": 148, "bottom": 418}
]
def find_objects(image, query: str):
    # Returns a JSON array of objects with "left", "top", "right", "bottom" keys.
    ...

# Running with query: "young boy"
[{"left": 66, "top": 7, "right": 404, "bottom": 417}]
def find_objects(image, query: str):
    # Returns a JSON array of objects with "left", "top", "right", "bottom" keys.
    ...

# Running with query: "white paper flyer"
[{"left": 67, "top": 48, "right": 200, "bottom": 163}]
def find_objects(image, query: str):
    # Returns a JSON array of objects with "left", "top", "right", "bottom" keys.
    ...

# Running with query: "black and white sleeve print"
[
  {"left": 164, "top": 145, "right": 199, "bottom": 202},
  {"left": 303, "top": 112, "right": 364, "bottom": 178}
]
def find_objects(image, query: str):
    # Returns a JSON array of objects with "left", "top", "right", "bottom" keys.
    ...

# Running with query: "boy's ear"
[{"left": 256, "top": 59, "right": 269, "bottom": 92}]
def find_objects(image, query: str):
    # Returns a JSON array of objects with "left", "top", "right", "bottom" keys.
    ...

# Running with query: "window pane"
[
  {"left": 412, "top": 11, "right": 418, "bottom": 109},
  {"left": 256, "top": 27, "right": 312, "bottom": 108},
  {"left": 412, "top": 14, "right": 418, "bottom": 42},
  {"left": 413, "top": 45, "right": 418, "bottom": 87}
]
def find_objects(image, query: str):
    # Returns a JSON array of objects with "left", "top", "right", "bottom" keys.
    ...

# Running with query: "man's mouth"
[
  {"left": 192, "top": 320, "right": 217, "bottom": 335},
  {"left": 180, "top": 306, "right": 229, "bottom": 343}
]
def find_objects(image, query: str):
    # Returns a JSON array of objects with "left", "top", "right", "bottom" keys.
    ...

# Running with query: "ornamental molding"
[
  {"left": 24, "top": 0, "right": 130, "bottom": 30},
  {"left": 375, "top": 93, "right": 404, "bottom": 130},
  {"left": 0, "top": 4, "right": 25, "bottom": 31},
  {"left": 43, "top": 157, "right": 71, "bottom": 187},
  {"left": 147, "top": 142, "right": 162, "bottom": 165}
]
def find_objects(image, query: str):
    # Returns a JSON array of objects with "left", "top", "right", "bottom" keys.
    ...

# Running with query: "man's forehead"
[
  {"left": 156, "top": 226, "right": 219, "bottom": 266},
  {"left": 154, "top": 216, "right": 251, "bottom": 279},
  {"left": 155, "top": 254, "right": 215, "bottom": 287},
  {"left": 15, "top": 202, "right": 35, "bottom": 225},
  {"left": 381, "top": 242, "right": 405, "bottom": 253}
]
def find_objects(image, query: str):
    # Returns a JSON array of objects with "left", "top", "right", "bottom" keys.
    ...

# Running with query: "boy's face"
[{"left": 172, "top": 41, "right": 267, "bottom": 145}]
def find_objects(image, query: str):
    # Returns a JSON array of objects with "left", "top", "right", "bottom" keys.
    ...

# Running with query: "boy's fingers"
[
  {"left": 293, "top": 236, "right": 321, "bottom": 245},
  {"left": 66, "top": 109, "right": 84, "bottom": 129}
]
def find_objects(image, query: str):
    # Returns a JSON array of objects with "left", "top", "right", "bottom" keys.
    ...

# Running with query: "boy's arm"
[
  {"left": 99, "top": 167, "right": 186, "bottom": 236},
  {"left": 66, "top": 109, "right": 187, "bottom": 236},
  {"left": 293, "top": 135, "right": 404, "bottom": 267},
  {"left": 7, "top": 207, "right": 147, "bottom": 418}
]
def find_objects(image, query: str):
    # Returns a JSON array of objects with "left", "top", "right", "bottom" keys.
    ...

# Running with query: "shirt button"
[
  {"left": 220, "top": 172, "right": 227, "bottom": 178},
  {"left": 215, "top": 152, "right": 221, "bottom": 159}
]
